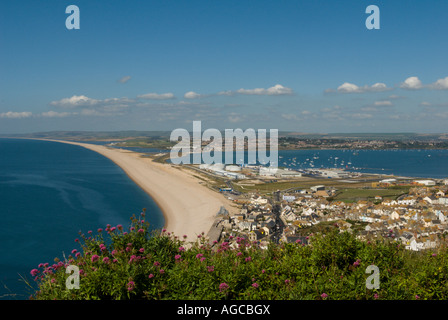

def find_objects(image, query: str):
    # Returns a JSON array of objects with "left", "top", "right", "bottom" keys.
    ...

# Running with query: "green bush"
[{"left": 28, "top": 211, "right": 448, "bottom": 300}]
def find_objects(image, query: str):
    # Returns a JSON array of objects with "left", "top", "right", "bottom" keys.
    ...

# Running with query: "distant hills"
[{"left": 3, "top": 131, "right": 447, "bottom": 142}]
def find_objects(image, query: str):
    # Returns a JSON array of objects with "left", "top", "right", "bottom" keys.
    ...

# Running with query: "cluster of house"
[{"left": 216, "top": 183, "right": 448, "bottom": 251}]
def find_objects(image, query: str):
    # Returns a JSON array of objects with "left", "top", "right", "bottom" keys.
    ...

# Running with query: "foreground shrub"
[{"left": 28, "top": 211, "right": 448, "bottom": 300}]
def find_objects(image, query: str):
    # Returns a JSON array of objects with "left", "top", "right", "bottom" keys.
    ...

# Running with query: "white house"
[
  {"left": 407, "top": 239, "right": 424, "bottom": 251},
  {"left": 390, "top": 211, "right": 400, "bottom": 220},
  {"left": 435, "top": 210, "right": 447, "bottom": 223},
  {"left": 398, "top": 197, "right": 416, "bottom": 206}
]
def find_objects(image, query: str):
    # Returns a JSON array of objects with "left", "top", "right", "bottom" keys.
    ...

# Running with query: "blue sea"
[{"left": 0, "top": 139, "right": 164, "bottom": 299}]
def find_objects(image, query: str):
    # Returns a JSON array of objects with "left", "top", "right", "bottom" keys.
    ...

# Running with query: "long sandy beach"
[{"left": 38, "top": 139, "right": 237, "bottom": 242}]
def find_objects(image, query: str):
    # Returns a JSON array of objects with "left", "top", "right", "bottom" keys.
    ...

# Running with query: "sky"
[{"left": 0, "top": 0, "right": 447, "bottom": 134}]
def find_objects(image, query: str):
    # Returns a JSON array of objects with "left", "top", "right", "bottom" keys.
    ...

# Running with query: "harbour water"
[{"left": 277, "top": 149, "right": 448, "bottom": 179}]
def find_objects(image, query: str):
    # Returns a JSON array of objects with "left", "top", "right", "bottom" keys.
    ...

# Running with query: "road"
[{"left": 270, "top": 191, "right": 285, "bottom": 244}]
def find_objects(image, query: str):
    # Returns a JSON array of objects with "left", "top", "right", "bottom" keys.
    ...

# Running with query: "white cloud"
[
  {"left": 236, "top": 84, "right": 293, "bottom": 95},
  {"left": 429, "top": 76, "right": 448, "bottom": 90},
  {"left": 137, "top": 92, "right": 175, "bottom": 100},
  {"left": 370, "top": 83, "right": 389, "bottom": 91},
  {"left": 50, "top": 95, "right": 99, "bottom": 108},
  {"left": 118, "top": 76, "right": 131, "bottom": 84},
  {"left": 388, "top": 95, "right": 403, "bottom": 100},
  {"left": 374, "top": 100, "right": 393, "bottom": 106},
  {"left": 350, "top": 113, "right": 373, "bottom": 119},
  {"left": 337, "top": 83, "right": 360, "bottom": 93},
  {"left": 0, "top": 111, "right": 33, "bottom": 119},
  {"left": 50, "top": 95, "right": 135, "bottom": 111},
  {"left": 337, "top": 82, "right": 390, "bottom": 93},
  {"left": 41, "top": 111, "right": 72, "bottom": 118},
  {"left": 217, "top": 84, "right": 293, "bottom": 96},
  {"left": 400, "top": 76, "right": 423, "bottom": 90},
  {"left": 281, "top": 113, "right": 301, "bottom": 121},
  {"left": 184, "top": 91, "right": 204, "bottom": 99}
]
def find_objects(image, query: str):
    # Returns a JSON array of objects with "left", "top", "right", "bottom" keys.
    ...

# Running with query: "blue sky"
[{"left": 1, "top": 0, "right": 447, "bottom": 133}]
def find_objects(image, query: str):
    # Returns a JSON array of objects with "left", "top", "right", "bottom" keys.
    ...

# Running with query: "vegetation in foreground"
[{"left": 28, "top": 210, "right": 448, "bottom": 300}]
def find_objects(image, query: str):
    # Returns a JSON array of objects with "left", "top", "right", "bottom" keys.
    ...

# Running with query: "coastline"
[{"left": 30, "top": 138, "right": 237, "bottom": 242}]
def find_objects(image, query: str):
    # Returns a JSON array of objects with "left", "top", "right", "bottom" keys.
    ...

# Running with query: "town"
[{"left": 194, "top": 163, "right": 448, "bottom": 252}]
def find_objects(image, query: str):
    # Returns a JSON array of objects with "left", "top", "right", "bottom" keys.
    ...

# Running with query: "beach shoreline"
[{"left": 28, "top": 138, "right": 237, "bottom": 242}]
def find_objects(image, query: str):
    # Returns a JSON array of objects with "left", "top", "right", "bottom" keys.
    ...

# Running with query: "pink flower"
[
  {"left": 196, "top": 253, "right": 204, "bottom": 259},
  {"left": 374, "top": 293, "right": 379, "bottom": 299},
  {"left": 97, "top": 228, "right": 103, "bottom": 233},
  {"left": 103, "top": 257, "right": 110, "bottom": 264},
  {"left": 128, "top": 255, "right": 137, "bottom": 264},
  {"left": 245, "top": 256, "right": 252, "bottom": 262},
  {"left": 75, "top": 252, "right": 81, "bottom": 258},
  {"left": 353, "top": 259, "right": 361, "bottom": 267},
  {"left": 71, "top": 249, "right": 77, "bottom": 254},
  {"left": 252, "top": 283, "right": 259, "bottom": 289},
  {"left": 91, "top": 255, "right": 100, "bottom": 263},
  {"left": 179, "top": 246, "right": 185, "bottom": 252},
  {"left": 30, "top": 269, "right": 39, "bottom": 277},
  {"left": 148, "top": 274, "right": 154, "bottom": 279},
  {"left": 137, "top": 229, "right": 144, "bottom": 233},
  {"left": 117, "top": 225, "right": 123, "bottom": 231},
  {"left": 219, "top": 282, "right": 229, "bottom": 292},
  {"left": 159, "top": 269, "right": 165, "bottom": 274},
  {"left": 127, "top": 281, "right": 135, "bottom": 291},
  {"left": 207, "top": 266, "right": 214, "bottom": 272},
  {"left": 415, "top": 295, "right": 420, "bottom": 300},
  {"left": 321, "top": 293, "right": 328, "bottom": 299},
  {"left": 153, "top": 261, "right": 160, "bottom": 266},
  {"left": 175, "top": 254, "right": 181, "bottom": 260},
  {"left": 139, "top": 248, "right": 145, "bottom": 253}
]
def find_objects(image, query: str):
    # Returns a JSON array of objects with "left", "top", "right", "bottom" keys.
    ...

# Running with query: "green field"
[
  {"left": 231, "top": 178, "right": 376, "bottom": 195},
  {"left": 333, "top": 186, "right": 410, "bottom": 203}
]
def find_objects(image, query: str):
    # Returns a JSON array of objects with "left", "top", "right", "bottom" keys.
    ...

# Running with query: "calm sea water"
[
  {"left": 277, "top": 149, "right": 448, "bottom": 178},
  {"left": 0, "top": 139, "right": 164, "bottom": 299},
  {"left": 174, "top": 148, "right": 448, "bottom": 179}
]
